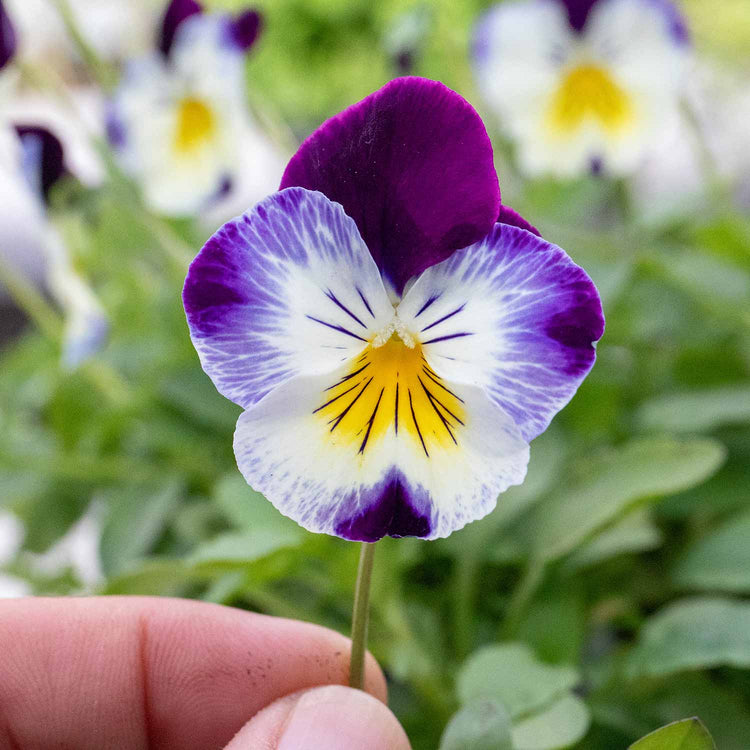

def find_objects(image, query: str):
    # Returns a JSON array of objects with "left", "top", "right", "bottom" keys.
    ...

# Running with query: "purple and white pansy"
[
  {"left": 473, "top": 0, "right": 691, "bottom": 177},
  {"left": 184, "top": 77, "right": 604, "bottom": 542},
  {"left": 0, "top": 123, "right": 108, "bottom": 369},
  {"left": 107, "top": 0, "right": 266, "bottom": 217}
]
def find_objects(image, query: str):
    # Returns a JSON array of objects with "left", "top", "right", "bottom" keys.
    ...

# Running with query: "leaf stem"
[{"left": 349, "top": 541, "right": 377, "bottom": 690}]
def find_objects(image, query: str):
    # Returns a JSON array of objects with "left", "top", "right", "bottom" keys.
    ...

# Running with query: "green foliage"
[
  {"left": 673, "top": 508, "right": 750, "bottom": 592},
  {"left": 627, "top": 598, "right": 750, "bottom": 679},
  {"left": 439, "top": 700, "right": 514, "bottom": 750},
  {"left": 455, "top": 643, "right": 590, "bottom": 749},
  {"left": 628, "top": 719, "right": 716, "bottom": 750}
]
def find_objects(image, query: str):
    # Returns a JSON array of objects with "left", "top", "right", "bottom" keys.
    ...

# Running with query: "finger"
[
  {"left": 223, "top": 685, "right": 411, "bottom": 750},
  {"left": 0, "top": 596, "right": 386, "bottom": 750}
]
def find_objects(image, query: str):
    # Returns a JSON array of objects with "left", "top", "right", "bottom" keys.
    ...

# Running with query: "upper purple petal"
[
  {"left": 497, "top": 205, "right": 541, "bottom": 237},
  {"left": 0, "top": 0, "right": 17, "bottom": 69},
  {"left": 280, "top": 77, "right": 501, "bottom": 295},
  {"left": 158, "top": 0, "right": 202, "bottom": 56},
  {"left": 228, "top": 9, "right": 262, "bottom": 52}
]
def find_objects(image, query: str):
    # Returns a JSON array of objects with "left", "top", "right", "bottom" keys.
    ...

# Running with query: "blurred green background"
[{"left": 1, "top": 1, "right": 749, "bottom": 748}]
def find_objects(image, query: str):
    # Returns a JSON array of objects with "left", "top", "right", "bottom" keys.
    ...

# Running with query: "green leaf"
[
  {"left": 439, "top": 700, "right": 513, "bottom": 750},
  {"left": 532, "top": 438, "right": 726, "bottom": 562},
  {"left": 564, "top": 509, "right": 662, "bottom": 572},
  {"left": 674, "top": 508, "right": 750, "bottom": 592},
  {"left": 627, "top": 597, "right": 750, "bottom": 679},
  {"left": 100, "top": 479, "right": 183, "bottom": 576},
  {"left": 511, "top": 694, "right": 590, "bottom": 750},
  {"left": 213, "top": 473, "right": 301, "bottom": 533},
  {"left": 628, "top": 718, "right": 716, "bottom": 750},
  {"left": 457, "top": 643, "right": 578, "bottom": 719},
  {"left": 636, "top": 386, "right": 750, "bottom": 433},
  {"left": 189, "top": 526, "right": 303, "bottom": 569}
]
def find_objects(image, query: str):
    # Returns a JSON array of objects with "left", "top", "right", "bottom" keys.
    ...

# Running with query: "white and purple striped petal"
[
  {"left": 398, "top": 223, "right": 604, "bottom": 442},
  {"left": 184, "top": 187, "right": 394, "bottom": 410}
]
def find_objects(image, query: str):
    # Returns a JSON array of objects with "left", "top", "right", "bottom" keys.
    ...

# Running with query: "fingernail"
[{"left": 277, "top": 685, "right": 410, "bottom": 750}]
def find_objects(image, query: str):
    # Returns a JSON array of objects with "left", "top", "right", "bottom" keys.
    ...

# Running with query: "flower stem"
[{"left": 349, "top": 541, "right": 377, "bottom": 690}]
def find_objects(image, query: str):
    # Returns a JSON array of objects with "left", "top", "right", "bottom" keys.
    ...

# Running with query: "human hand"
[{"left": 0, "top": 596, "right": 411, "bottom": 749}]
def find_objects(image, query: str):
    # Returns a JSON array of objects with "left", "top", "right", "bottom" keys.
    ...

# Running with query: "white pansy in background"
[
  {"left": 473, "top": 0, "right": 692, "bottom": 178},
  {"left": 4, "top": 0, "right": 158, "bottom": 78},
  {"left": 108, "top": 0, "right": 281, "bottom": 218},
  {"left": 631, "top": 63, "right": 750, "bottom": 222}
]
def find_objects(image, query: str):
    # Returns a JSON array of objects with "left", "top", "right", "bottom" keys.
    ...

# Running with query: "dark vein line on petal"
[
  {"left": 324, "top": 289, "right": 367, "bottom": 328},
  {"left": 306, "top": 315, "right": 367, "bottom": 342},
  {"left": 420, "top": 303, "right": 466, "bottom": 333}
]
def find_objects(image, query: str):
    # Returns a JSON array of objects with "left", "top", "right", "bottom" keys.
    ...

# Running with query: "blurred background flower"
[
  {"left": 472, "top": 0, "right": 691, "bottom": 178},
  {"left": 0, "top": 1, "right": 749, "bottom": 748}
]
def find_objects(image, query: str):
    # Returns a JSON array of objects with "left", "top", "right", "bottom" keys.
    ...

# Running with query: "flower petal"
[
  {"left": 497, "top": 205, "right": 540, "bottom": 237},
  {"left": 0, "top": 0, "right": 17, "bottom": 69},
  {"left": 559, "top": 0, "right": 600, "bottom": 32},
  {"left": 14, "top": 126, "right": 67, "bottom": 204},
  {"left": 184, "top": 187, "right": 394, "bottom": 410},
  {"left": 233, "top": 366, "right": 528, "bottom": 542},
  {"left": 398, "top": 223, "right": 604, "bottom": 442},
  {"left": 280, "top": 77, "right": 500, "bottom": 295},
  {"left": 158, "top": 0, "right": 202, "bottom": 57},
  {"left": 228, "top": 9, "right": 262, "bottom": 52}
]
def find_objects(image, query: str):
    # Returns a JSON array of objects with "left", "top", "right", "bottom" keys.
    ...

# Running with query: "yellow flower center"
[
  {"left": 174, "top": 97, "right": 216, "bottom": 154},
  {"left": 314, "top": 333, "right": 465, "bottom": 459},
  {"left": 547, "top": 64, "right": 633, "bottom": 135}
]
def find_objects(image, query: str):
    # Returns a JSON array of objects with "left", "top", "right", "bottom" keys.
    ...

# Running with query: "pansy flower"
[
  {"left": 107, "top": 0, "right": 266, "bottom": 217},
  {"left": 0, "top": 0, "right": 16, "bottom": 70},
  {"left": 0, "top": 122, "right": 108, "bottom": 369},
  {"left": 184, "top": 78, "right": 604, "bottom": 542},
  {"left": 473, "top": 0, "right": 691, "bottom": 177}
]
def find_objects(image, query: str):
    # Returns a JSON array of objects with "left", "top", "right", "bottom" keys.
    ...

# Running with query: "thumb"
[{"left": 223, "top": 684, "right": 411, "bottom": 750}]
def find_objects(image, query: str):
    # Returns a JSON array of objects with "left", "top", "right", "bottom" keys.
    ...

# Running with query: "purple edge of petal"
[
  {"left": 333, "top": 468, "right": 433, "bottom": 542},
  {"left": 14, "top": 125, "right": 68, "bottom": 204},
  {"left": 228, "top": 8, "right": 262, "bottom": 52},
  {"left": 158, "top": 0, "right": 203, "bottom": 57},
  {"left": 497, "top": 205, "right": 541, "bottom": 237},
  {"left": 0, "top": 0, "right": 17, "bottom": 69}
]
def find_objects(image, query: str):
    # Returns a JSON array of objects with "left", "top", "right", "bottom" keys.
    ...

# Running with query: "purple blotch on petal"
[
  {"left": 0, "top": 0, "right": 17, "bottom": 69},
  {"left": 334, "top": 468, "right": 432, "bottom": 542},
  {"left": 15, "top": 125, "right": 68, "bottom": 204},
  {"left": 646, "top": 0, "right": 690, "bottom": 45},
  {"left": 497, "top": 205, "right": 541, "bottom": 237},
  {"left": 158, "top": 0, "right": 202, "bottom": 56},
  {"left": 228, "top": 9, "right": 262, "bottom": 51},
  {"left": 105, "top": 105, "right": 127, "bottom": 149},
  {"left": 281, "top": 77, "right": 500, "bottom": 295},
  {"left": 559, "top": 0, "right": 601, "bottom": 32}
]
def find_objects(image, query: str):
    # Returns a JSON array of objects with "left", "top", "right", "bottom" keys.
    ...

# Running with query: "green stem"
[{"left": 349, "top": 541, "right": 377, "bottom": 690}]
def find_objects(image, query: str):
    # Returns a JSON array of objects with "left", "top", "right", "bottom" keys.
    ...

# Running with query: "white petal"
[{"left": 234, "top": 358, "right": 529, "bottom": 541}]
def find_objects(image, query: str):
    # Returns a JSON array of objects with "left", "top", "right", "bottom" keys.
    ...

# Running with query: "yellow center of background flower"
[
  {"left": 547, "top": 64, "right": 633, "bottom": 135},
  {"left": 174, "top": 97, "right": 216, "bottom": 154},
  {"left": 314, "top": 335, "right": 466, "bottom": 459}
]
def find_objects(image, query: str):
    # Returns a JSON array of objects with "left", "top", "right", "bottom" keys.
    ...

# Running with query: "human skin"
[{"left": 0, "top": 596, "right": 411, "bottom": 749}]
